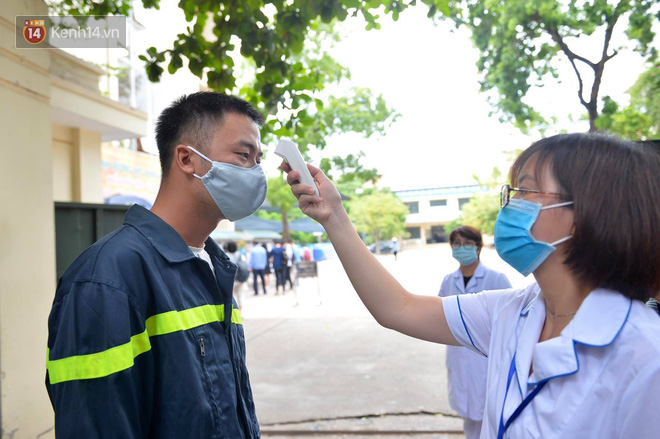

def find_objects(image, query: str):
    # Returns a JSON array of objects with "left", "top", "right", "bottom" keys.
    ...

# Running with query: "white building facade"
[{"left": 394, "top": 185, "right": 488, "bottom": 245}]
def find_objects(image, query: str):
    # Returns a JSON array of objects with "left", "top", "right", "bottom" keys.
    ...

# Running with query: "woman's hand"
[{"left": 280, "top": 162, "right": 345, "bottom": 227}]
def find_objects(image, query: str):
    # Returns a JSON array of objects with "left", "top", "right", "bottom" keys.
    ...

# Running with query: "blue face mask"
[
  {"left": 494, "top": 198, "right": 573, "bottom": 276},
  {"left": 188, "top": 146, "right": 267, "bottom": 221},
  {"left": 452, "top": 246, "right": 478, "bottom": 266}
]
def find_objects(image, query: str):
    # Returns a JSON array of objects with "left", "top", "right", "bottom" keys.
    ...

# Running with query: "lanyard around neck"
[{"left": 497, "top": 355, "right": 548, "bottom": 439}]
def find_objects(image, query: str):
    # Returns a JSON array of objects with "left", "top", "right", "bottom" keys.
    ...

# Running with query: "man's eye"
[{"left": 238, "top": 152, "right": 249, "bottom": 159}]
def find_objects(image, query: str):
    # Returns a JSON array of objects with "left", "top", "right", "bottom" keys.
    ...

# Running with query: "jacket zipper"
[{"left": 199, "top": 337, "right": 205, "bottom": 357}]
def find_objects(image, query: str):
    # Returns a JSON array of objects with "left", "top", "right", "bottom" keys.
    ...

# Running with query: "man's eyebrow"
[{"left": 238, "top": 140, "right": 263, "bottom": 157}]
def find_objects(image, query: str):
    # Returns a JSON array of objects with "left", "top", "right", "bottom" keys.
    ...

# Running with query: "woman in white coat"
[
  {"left": 439, "top": 225, "right": 511, "bottom": 439},
  {"left": 283, "top": 132, "right": 660, "bottom": 438}
]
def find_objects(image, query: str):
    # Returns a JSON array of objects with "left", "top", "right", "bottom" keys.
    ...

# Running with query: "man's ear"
[{"left": 173, "top": 145, "right": 197, "bottom": 176}]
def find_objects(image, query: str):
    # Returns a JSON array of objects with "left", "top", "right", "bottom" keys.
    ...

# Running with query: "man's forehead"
[{"left": 212, "top": 116, "right": 261, "bottom": 142}]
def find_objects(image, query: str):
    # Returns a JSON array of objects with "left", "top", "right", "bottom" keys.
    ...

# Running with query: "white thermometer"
[{"left": 274, "top": 138, "right": 319, "bottom": 196}]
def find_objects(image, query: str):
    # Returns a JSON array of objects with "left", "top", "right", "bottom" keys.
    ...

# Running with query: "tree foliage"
[
  {"left": 347, "top": 190, "right": 409, "bottom": 252},
  {"left": 50, "top": 0, "right": 440, "bottom": 144},
  {"left": 596, "top": 61, "right": 660, "bottom": 139},
  {"left": 451, "top": 0, "right": 659, "bottom": 133},
  {"left": 264, "top": 175, "right": 299, "bottom": 241},
  {"left": 50, "top": 0, "right": 413, "bottom": 237}
]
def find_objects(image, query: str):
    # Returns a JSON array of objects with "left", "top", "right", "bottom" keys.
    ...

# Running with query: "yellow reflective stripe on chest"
[{"left": 47, "top": 305, "right": 242, "bottom": 385}]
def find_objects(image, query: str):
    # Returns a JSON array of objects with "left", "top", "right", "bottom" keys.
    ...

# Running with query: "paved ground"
[{"left": 240, "top": 243, "right": 533, "bottom": 437}]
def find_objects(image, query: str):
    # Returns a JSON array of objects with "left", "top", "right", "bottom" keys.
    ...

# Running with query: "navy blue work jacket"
[{"left": 46, "top": 205, "right": 260, "bottom": 438}]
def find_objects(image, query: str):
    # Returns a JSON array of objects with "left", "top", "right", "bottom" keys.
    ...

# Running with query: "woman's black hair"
[{"left": 510, "top": 132, "right": 660, "bottom": 301}]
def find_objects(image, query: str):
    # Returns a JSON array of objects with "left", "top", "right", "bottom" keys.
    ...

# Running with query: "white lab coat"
[
  {"left": 443, "top": 283, "right": 660, "bottom": 439},
  {"left": 438, "top": 262, "right": 511, "bottom": 421}
]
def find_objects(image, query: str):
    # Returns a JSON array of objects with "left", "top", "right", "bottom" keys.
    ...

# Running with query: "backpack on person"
[{"left": 235, "top": 255, "right": 250, "bottom": 283}]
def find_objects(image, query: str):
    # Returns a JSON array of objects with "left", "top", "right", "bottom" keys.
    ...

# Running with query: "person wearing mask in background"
[
  {"left": 270, "top": 241, "right": 286, "bottom": 295},
  {"left": 439, "top": 226, "right": 511, "bottom": 439},
  {"left": 249, "top": 241, "right": 268, "bottom": 295},
  {"left": 283, "top": 132, "right": 660, "bottom": 438},
  {"left": 225, "top": 241, "right": 249, "bottom": 310},
  {"left": 46, "top": 92, "right": 265, "bottom": 438}
]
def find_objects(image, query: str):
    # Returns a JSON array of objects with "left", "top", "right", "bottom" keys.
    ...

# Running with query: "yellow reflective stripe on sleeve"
[
  {"left": 232, "top": 307, "right": 243, "bottom": 325},
  {"left": 47, "top": 305, "right": 242, "bottom": 385},
  {"left": 47, "top": 329, "right": 151, "bottom": 385}
]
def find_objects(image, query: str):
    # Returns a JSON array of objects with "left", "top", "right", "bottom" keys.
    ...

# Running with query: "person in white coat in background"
[{"left": 439, "top": 225, "right": 511, "bottom": 439}]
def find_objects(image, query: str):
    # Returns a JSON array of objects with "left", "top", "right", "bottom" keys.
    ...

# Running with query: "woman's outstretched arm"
[{"left": 283, "top": 162, "right": 459, "bottom": 346}]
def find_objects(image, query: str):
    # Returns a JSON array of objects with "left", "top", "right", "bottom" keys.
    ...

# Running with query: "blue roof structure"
[{"left": 234, "top": 215, "right": 325, "bottom": 235}]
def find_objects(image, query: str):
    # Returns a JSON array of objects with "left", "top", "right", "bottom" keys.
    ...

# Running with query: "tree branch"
[
  {"left": 546, "top": 26, "right": 597, "bottom": 69},
  {"left": 546, "top": 26, "right": 590, "bottom": 109},
  {"left": 591, "top": 13, "right": 620, "bottom": 105}
]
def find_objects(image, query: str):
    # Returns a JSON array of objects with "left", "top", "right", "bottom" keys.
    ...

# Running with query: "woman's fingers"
[
  {"left": 280, "top": 162, "right": 292, "bottom": 174},
  {"left": 281, "top": 164, "right": 317, "bottom": 199}
]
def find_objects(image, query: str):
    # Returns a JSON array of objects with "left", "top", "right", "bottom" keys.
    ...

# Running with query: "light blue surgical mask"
[
  {"left": 188, "top": 146, "right": 267, "bottom": 221},
  {"left": 494, "top": 198, "right": 573, "bottom": 276},
  {"left": 452, "top": 246, "right": 478, "bottom": 266}
]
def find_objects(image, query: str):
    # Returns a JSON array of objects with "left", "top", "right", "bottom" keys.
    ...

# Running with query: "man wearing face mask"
[
  {"left": 45, "top": 92, "right": 266, "bottom": 438},
  {"left": 438, "top": 226, "right": 511, "bottom": 439}
]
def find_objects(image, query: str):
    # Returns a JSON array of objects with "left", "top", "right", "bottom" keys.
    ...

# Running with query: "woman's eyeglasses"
[{"left": 500, "top": 184, "right": 571, "bottom": 208}]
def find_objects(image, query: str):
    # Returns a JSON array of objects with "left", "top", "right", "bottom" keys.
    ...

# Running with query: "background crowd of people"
[{"left": 223, "top": 240, "right": 318, "bottom": 308}]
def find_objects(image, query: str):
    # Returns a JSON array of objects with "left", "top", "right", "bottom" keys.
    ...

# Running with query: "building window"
[
  {"left": 429, "top": 225, "right": 448, "bottom": 243},
  {"left": 117, "top": 59, "right": 131, "bottom": 107},
  {"left": 430, "top": 199, "right": 447, "bottom": 207},
  {"left": 404, "top": 202, "right": 419, "bottom": 214},
  {"left": 406, "top": 227, "right": 421, "bottom": 239},
  {"left": 458, "top": 198, "right": 471, "bottom": 210}
]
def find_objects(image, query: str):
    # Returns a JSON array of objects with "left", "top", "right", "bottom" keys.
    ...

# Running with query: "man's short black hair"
[{"left": 155, "top": 92, "right": 264, "bottom": 178}]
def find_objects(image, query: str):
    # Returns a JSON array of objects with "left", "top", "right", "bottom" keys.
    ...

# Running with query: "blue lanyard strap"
[{"left": 497, "top": 356, "right": 548, "bottom": 439}]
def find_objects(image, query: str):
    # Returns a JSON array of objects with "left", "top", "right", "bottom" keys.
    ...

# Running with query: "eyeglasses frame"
[{"left": 500, "top": 184, "right": 571, "bottom": 208}]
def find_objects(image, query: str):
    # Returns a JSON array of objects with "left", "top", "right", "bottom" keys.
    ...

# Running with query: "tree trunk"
[
  {"left": 281, "top": 208, "right": 290, "bottom": 242},
  {"left": 587, "top": 102, "right": 599, "bottom": 132},
  {"left": 374, "top": 229, "right": 380, "bottom": 255}
]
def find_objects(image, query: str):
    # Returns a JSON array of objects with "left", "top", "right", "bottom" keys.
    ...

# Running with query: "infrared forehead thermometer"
[{"left": 274, "top": 138, "right": 319, "bottom": 196}]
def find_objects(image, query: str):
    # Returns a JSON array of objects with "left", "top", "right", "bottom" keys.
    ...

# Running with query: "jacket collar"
[
  {"left": 528, "top": 288, "right": 632, "bottom": 385},
  {"left": 124, "top": 205, "right": 229, "bottom": 263}
]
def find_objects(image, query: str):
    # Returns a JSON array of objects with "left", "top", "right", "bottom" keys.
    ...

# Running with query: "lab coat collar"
[
  {"left": 514, "top": 289, "right": 544, "bottom": 396},
  {"left": 528, "top": 288, "right": 632, "bottom": 385},
  {"left": 452, "top": 261, "right": 486, "bottom": 291}
]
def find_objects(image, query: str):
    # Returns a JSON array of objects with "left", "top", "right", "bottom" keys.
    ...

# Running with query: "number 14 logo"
[{"left": 23, "top": 20, "right": 46, "bottom": 44}]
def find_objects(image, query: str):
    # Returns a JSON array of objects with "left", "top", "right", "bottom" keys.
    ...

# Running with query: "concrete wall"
[
  {"left": 72, "top": 128, "right": 104, "bottom": 203},
  {"left": 0, "top": 1, "right": 57, "bottom": 437},
  {"left": 52, "top": 125, "right": 74, "bottom": 202},
  {"left": 2, "top": 2, "right": 145, "bottom": 437},
  {"left": 52, "top": 125, "right": 104, "bottom": 203}
]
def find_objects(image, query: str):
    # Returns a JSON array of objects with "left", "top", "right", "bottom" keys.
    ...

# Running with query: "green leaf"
[{"left": 146, "top": 62, "right": 164, "bottom": 82}]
